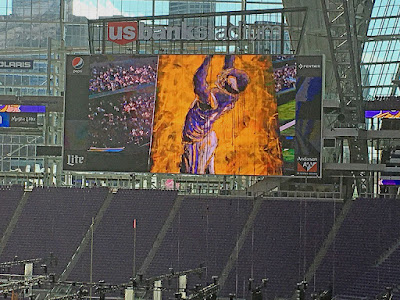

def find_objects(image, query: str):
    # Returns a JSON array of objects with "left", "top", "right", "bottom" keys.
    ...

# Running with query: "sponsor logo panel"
[
  {"left": 72, "top": 57, "right": 84, "bottom": 70},
  {"left": 67, "top": 56, "right": 89, "bottom": 76},
  {"left": 71, "top": 57, "right": 85, "bottom": 74},
  {"left": 296, "top": 157, "right": 319, "bottom": 175}
]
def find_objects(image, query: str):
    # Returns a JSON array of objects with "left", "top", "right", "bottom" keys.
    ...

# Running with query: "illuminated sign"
[
  {"left": 379, "top": 179, "right": 400, "bottom": 186},
  {"left": 64, "top": 54, "right": 323, "bottom": 176},
  {"left": 0, "top": 105, "right": 45, "bottom": 113},
  {"left": 365, "top": 110, "right": 400, "bottom": 119},
  {"left": 0, "top": 112, "right": 38, "bottom": 128},
  {"left": 0, "top": 105, "right": 43, "bottom": 128}
]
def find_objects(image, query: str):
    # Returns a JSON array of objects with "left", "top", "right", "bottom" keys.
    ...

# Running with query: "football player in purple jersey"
[{"left": 181, "top": 55, "right": 249, "bottom": 174}]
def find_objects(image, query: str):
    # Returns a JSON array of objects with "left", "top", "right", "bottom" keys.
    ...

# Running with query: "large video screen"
[{"left": 64, "top": 54, "right": 323, "bottom": 176}]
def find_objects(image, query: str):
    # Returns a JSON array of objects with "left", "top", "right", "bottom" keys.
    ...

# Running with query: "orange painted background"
[{"left": 150, "top": 55, "right": 282, "bottom": 176}]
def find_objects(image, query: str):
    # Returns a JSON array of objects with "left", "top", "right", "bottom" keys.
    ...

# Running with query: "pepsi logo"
[{"left": 71, "top": 57, "right": 84, "bottom": 70}]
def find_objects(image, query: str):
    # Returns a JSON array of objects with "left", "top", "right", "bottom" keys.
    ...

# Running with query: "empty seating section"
[
  {"left": 334, "top": 199, "right": 400, "bottom": 300},
  {"left": 5, "top": 187, "right": 400, "bottom": 299},
  {"left": 67, "top": 189, "right": 177, "bottom": 283},
  {"left": 0, "top": 187, "right": 107, "bottom": 276},
  {"left": 0, "top": 186, "right": 24, "bottom": 237},
  {"left": 223, "top": 200, "right": 340, "bottom": 298},
  {"left": 147, "top": 197, "right": 253, "bottom": 291},
  {"left": 316, "top": 198, "right": 400, "bottom": 296},
  {"left": 344, "top": 264, "right": 400, "bottom": 300}
]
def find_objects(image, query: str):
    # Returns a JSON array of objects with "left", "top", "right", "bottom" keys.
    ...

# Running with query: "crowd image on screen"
[
  {"left": 89, "top": 62, "right": 157, "bottom": 94},
  {"left": 88, "top": 92, "right": 155, "bottom": 149},
  {"left": 274, "top": 64, "right": 297, "bottom": 93}
]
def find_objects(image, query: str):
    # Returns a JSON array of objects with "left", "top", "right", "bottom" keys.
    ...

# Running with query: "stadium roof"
[{"left": 361, "top": 0, "right": 400, "bottom": 98}]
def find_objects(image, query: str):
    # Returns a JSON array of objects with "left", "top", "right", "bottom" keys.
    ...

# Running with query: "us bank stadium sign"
[{"left": 108, "top": 21, "right": 282, "bottom": 44}]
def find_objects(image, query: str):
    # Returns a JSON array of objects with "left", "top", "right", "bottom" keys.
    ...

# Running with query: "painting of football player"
[{"left": 180, "top": 55, "right": 250, "bottom": 174}]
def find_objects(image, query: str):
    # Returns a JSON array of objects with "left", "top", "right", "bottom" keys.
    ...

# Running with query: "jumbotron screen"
[{"left": 64, "top": 54, "right": 323, "bottom": 176}]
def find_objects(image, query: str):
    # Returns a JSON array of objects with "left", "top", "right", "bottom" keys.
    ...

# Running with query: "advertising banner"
[
  {"left": 0, "top": 59, "right": 33, "bottom": 69},
  {"left": 0, "top": 112, "right": 38, "bottom": 128}
]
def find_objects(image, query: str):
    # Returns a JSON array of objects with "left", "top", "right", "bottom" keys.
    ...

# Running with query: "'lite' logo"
[
  {"left": 66, "top": 154, "right": 85, "bottom": 166},
  {"left": 108, "top": 22, "right": 138, "bottom": 45}
]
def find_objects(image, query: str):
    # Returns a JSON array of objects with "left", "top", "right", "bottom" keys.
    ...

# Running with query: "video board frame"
[{"left": 64, "top": 54, "right": 323, "bottom": 177}]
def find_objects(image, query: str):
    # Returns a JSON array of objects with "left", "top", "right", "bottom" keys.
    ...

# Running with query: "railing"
[{"left": 3, "top": 170, "right": 397, "bottom": 200}]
